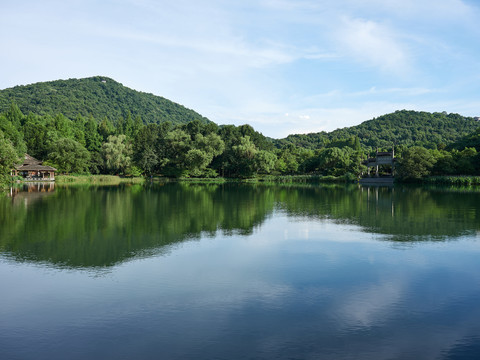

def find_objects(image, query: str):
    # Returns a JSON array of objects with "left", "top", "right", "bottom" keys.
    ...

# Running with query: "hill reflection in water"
[{"left": 0, "top": 183, "right": 479, "bottom": 269}]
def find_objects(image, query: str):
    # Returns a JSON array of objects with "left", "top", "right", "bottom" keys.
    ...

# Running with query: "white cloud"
[
  {"left": 1, "top": 0, "right": 479, "bottom": 139},
  {"left": 336, "top": 280, "right": 405, "bottom": 327},
  {"left": 336, "top": 17, "right": 411, "bottom": 75}
]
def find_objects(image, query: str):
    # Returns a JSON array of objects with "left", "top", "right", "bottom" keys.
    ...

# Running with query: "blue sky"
[{"left": 1, "top": 0, "right": 479, "bottom": 138}]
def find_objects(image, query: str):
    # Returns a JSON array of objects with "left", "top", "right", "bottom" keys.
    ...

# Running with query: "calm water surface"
[{"left": 1, "top": 183, "right": 480, "bottom": 359}]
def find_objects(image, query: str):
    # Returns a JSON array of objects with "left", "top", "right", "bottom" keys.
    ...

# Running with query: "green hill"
[
  {"left": 0, "top": 76, "right": 210, "bottom": 125},
  {"left": 276, "top": 110, "right": 480, "bottom": 149}
]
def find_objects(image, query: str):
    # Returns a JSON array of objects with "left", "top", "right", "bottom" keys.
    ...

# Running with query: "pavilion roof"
[
  {"left": 22, "top": 154, "right": 42, "bottom": 165},
  {"left": 15, "top": 154, "right": 57, "bottom": 171},
  {"left": 16, "top": 164, "right": 57, "bottom": 171}
]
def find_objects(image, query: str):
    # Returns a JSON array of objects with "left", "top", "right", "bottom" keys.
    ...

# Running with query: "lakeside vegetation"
[
  {"left": 56, "top": 174, "right": 146, "bottom": 185},
  {"left": 1, "top": 77, "right": 479, "bottom": 188}
]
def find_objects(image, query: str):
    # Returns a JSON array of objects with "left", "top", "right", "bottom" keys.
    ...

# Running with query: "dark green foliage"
[
  {"left": 102, "top": 135, "right": 132, "bottom": 175},
  {"left": 0, "top": 76, "right": 211, "bottom": 126},
  {"left": 0, "top": 130, "right": 20, "bottom": 186},
  {"left": 22, "top": 114, "right": 50, "bottom": 159},
  {"left": 84, "top": 116, "right": 103, "bottom": 152},
  {"left": 276, "top": 110, "right": 479, "bottom": 150},
  {"left": 47, "top": 138, "right": 91, "bottom": 173},
  {"left": 0, "top": 78, "right": 479, "bottom": 181},
  {"left": 0, "top": 110, "right": 27, "bottom": 157},
  {"left": 425, "top": 176, "right": 480, "bottom": 186},
  {"left": 2, "top": 184, "right": 480, "bottom": 270},
  {"left": 397, "top": 147, "right": 437, "bottom": 180},
  {"left": 447, "top": 126, "right": 480, "bottom": 152}
]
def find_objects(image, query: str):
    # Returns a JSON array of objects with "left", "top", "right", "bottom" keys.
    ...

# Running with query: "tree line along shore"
[{"left": 1, "top": 101, "right": 480, "bottom": 187}]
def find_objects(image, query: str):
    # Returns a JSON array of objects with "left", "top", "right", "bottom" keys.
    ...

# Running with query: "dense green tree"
[
  {"left": 276, "top": 148, "right": 299, "bottom": 174},
  {"left": 102, "top": 135, "right": 132, "bottom": 175},
  {"left": 276, "top": 110, "right": 478, "bottom": 151},
  {"left": 0, "top": 77, "right": 211, "bottom": 126},
  {"left": 0, "top": 130, "right": 19, "bottom": 185},
  {"left": 231, "top": 136, "right": 258, "bottom": 177},
  {"left": 182, "top": 133, "right": 225, "bottom": 177},
  {"left": 133, "top": 124, "right": 160, "bottom": 175},
  {"left": 320, "top": 147, "right": 353, "bottom": 176},
  {"left": 195, "top": 133, "right": 225, "bottom": 158},
  {"left": 4, "top": 102, "right": 24, "bottom": 129},
  {"left": 184, "top": 149, "right": 212, "bottom": 177},
  {"left": 432, "top": 151, "right": 456, "bottom": 175},
  {"left": 72, "top": 115, "right": 86, "bottom": 146},
  {"left": 397, "top": 146, "right": 437, "bottom": 180},
  {"left": 98, "top": 117, "right": 115, "bottom": 141},
  {"left": 137, "top": 148, "right": 158, "bottom": 176},
  {"left": 1, "top": 91, "right": 479, "bottom": 181},
  {"left": 0, "top": 113, "right": 27, "bottom": 156},
  {"left": 84, "top": 116, "right": 102, "bottom": 152},
  {"left": 255, "top": 150, "right": 277, "bottom": 174},
  {"left": 162, "top": 129, "right": 191, "bottom": 174},
  {"left": 47, "top": 138, "right": 90, "bottom": 173},
  {"left": 457, "top": 147, "right": 477, "bottom": 175},
  {"left": 52, "top": 114, "right": 75, "bottom": 140},
  {"left": 22, "top": 114, "right": 49, "bottom": 159}
]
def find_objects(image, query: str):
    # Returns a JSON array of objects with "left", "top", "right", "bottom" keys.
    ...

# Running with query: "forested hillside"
[
  {"left": 0, "top": 76, "right": 479, "bottom": 186},
  {"left": 276, "top": 110, "right": 479, "bottom": 150},
  {"left": 0, "top": 76, "right": 210, "bottom": 125}
]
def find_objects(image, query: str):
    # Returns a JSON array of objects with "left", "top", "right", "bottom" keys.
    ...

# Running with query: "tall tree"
[
  {"left": 232, "top": 136, "right": 257, "bottom": 177},
  {"left": 0, "top": 113, "right": 27, "bottom": 156},
  {"left": 47, "top": 138, "right": 90, "bottom": 174},
  {"left": 98, "top": 117, "right": 115, "bottom": 141},
  {"left": 4, "top": 102, "right": 24, "bottom": 129},
  {"left": 102, "top": 135, "right": 132, "bottom": 175},
  {"left": 84, "top": 116, "right": 102, "bottom": 153},
  {"left": 22, "top": 114, "right": 49, "bottom": 159},
  {"left": 133, "top": 124, "right": 161, "bottom": 175},
  {"left": 0, "top": 130, "right": 19, "bottom": 185},
  {"left": 397, "top": 146, "right": 437, "bottom": 180}
]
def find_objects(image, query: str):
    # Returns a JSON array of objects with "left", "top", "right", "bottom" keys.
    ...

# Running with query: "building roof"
[
  {"left": 22, "top": 154, "right": 42, "bottom": 166},
  {"left": 15, "top": 154, "right": 57, "bottom": 171},
  {"left": 16, "top": 164, "right": 57, "bottom": 171}
]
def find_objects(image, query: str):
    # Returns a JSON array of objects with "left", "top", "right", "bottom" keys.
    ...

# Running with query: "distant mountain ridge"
[
  {"left": 1, "top": 77, "right": 478, "bottom": 148},
  {"left": 275, "top": 110, "right": 479, "bottom": 149},
  {"left": 0, "top": 76, "right": 210, "bottom": 125}
]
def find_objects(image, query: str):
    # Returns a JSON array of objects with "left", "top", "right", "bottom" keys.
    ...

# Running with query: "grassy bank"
[
  {"left": 162, "top": 174, "right": 355, "bottom": 184},
  {"left": 250, "top": 174, "right": 356, "bottom": 184},
  {"left": 56, "top": 174, "right": 146, "bottom": 185},
  {"left": 423, "top": 176, "right": 480, "bottom": 186}
]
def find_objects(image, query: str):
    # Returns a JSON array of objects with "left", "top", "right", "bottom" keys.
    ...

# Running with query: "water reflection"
[
  {"left": 7, "top": 182, "right": 56, "bottom": 207},
  {"left": 0, "top": 183, "right": 479, "bottom": 268},
  {"left": 1, "top": 184, "right": 480, "bottom": 359}
]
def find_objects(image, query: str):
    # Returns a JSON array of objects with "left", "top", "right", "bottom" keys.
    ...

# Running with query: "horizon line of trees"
[{"left": 1, "top": 102, "right": 479, "bottom": 185}]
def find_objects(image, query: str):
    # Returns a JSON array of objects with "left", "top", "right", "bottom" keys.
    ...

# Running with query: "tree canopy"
[
  {"left": 0, "top": 82, "right": 479, "bottom": 187},
  {"left": 0, "top": 77, "right": 210, "bottom": 126}
]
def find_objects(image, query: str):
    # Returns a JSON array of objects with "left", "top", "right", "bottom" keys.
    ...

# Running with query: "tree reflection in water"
[{"left": 0, "top": 183, "right": 479, "bottom": 268}]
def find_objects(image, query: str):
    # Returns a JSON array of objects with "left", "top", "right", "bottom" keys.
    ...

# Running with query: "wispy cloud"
[
  {"left": 1, "top": 0, "right": 479, "bottom": 138},
  {"left": 335, "top": 17, "right": 411, "bottom": 75}
]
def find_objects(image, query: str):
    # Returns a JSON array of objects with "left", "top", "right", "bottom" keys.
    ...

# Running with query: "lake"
[{"left": 1, "top": 182, "right": 480, "bottom": 359}]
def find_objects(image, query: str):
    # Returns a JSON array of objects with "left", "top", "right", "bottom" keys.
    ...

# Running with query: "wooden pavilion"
[
  {"left": 363, "top": 149, "right": 396, "bottom": 177},
  {"left": 12, "top": 154, "right": 57, "bottom": 181}
]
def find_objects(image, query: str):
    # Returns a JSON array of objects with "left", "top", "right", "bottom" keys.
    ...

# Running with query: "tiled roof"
[
  {"left": 22, "top": 154, "right": 42, "bottom": 165},
  {"left": 16, "top": 164, "right": 57, "bottom": 171},
  {"left": 15, "top": 154, "right": 57, "bottom": 171}
]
